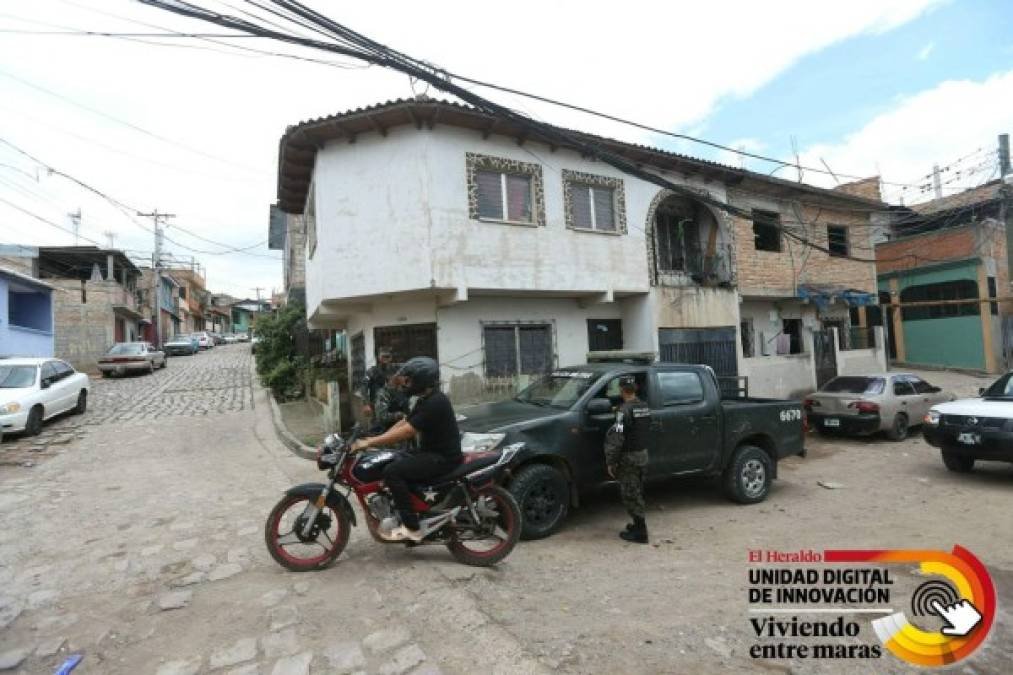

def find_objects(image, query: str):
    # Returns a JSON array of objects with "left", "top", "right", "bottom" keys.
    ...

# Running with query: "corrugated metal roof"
[
  {"left": 0, "top": 266, "right": 56, "bottom": 291},
  {"left": 910, "top": 180, "right": 1005, "bottom": 214}
]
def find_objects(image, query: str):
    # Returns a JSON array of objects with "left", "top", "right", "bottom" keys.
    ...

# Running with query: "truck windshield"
[
  {"left": 820, "top": 376, "right": 885, "bottom": 395},
  {"left": 982, "top": 373, "right": 1013, "bottom": 399},
  {"left": 515, "top": 371, "right": 599, "bottom": 409}
]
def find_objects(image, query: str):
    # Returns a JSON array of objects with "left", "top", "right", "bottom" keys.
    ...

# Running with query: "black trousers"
[{"left": 383, "top": 452, "right": 459, "bottom": 529}]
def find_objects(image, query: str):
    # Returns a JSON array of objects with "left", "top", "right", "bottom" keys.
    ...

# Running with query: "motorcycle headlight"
[
  {"left": 924, "top": 410, "right": 940, "bottom": 426},
  {"left": 461, "top": 432, "right": 505, "bottom": 454},
  {"left": 0, "top": 402, "right": 21, "bottom": 415}
]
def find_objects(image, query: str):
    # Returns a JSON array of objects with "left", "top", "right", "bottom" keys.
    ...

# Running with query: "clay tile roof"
[{"left": 275, "top": 98, "right": 887, "bottom": 214}]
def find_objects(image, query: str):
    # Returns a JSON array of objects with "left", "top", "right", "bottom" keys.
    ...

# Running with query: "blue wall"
[{"left": 0, "top": 275, "right": 54, "bottom": 358}]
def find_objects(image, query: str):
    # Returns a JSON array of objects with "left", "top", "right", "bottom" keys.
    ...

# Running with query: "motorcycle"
[{"left": 265, "top": 426, "right": 523, "bottom": 569}]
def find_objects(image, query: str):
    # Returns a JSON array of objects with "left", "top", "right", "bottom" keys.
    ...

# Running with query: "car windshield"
[
  {"left": 514, "top": 370, "right": 600, "bottom": 409},
  {"left": 0, "top": 365, "right": 37, "bottom": 388},
  {"left": 982, "top": 373, "right": 1013, "bottom": 399},
  {"left": 820, "top": 376, "right": 885, "bottom": 395},
  {"left": 107, "top": 343, "right": 144, "bottom": 355}
]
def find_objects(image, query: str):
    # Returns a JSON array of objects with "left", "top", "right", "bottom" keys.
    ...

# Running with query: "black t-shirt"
[{"left": 407, "top": 391, "right": 462, "bottom": 460}]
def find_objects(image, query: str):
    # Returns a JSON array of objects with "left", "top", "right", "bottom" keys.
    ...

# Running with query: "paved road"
[
  {"left": 3, "top": 353, "right": 1011, "bottom": 674},
  {"left": 0, "top": 346, "right": 536, "bottom": 675}
]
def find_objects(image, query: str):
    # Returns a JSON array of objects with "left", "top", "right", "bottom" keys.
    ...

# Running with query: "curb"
[
  {"left": 251, "top": 356, "right": 317, "bottom": 461},
  {"left": 267, "top": 393, "right": 318, "bottom": 461}
]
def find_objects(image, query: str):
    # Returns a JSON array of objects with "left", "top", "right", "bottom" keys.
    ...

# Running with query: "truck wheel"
[
  {"left": 941, "top": 450, "right": 975, "bottom": 473},
  {"left": 723, "top": 445, "right": 772, "bottom": 504},
  {"left": 508, "top": 463, "right": 569, "bottom": 540},
  {"left": 885, "top": 413, "right": 909, "bottom": 441}
]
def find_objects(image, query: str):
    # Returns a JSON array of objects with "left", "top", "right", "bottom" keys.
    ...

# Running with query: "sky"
[{"left": 0, "top": 0, "right": 1010, "bottom": 297}]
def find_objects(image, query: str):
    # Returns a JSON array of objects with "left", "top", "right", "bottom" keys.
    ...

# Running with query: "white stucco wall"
[{"left": 303, "top": 123, "right": 729, "bottom": 324}]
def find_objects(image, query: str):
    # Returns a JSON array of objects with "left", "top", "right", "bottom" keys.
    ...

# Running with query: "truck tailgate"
[{"left": 721, "top": 398, "right": 805, "bottom": 459}]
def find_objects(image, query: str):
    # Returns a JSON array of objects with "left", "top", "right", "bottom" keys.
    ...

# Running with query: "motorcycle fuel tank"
[{"left": 352, "top": 450, "right": 399, "bottom": 482}]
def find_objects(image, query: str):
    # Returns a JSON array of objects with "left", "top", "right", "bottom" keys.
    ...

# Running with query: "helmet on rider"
[{"left": 396, "top": 356, "right": 440, "bottom": 396}]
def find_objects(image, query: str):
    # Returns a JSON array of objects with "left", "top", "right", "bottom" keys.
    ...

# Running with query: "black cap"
[{"left": 618, "top": 375, "right": 637, "bottom": 389}]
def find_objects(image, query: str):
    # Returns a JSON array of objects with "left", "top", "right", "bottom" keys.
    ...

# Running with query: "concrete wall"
[
  {"left": 835, "top": 326, "right": 888, "bottom": 375},
  {"left": 50, "top": 278, "right": 120, "bottom": 371},
  {"left": 741, "top": 354, "right": 814, "bottom": 399}
]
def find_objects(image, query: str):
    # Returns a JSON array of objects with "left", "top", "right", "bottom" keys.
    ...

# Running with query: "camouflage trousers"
[{"left": 615, "top": 457, "right": 646, "bottom": 519}]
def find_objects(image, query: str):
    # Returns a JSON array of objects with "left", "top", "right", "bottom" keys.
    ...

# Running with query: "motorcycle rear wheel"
[
  {"left": 446, "top": 485, "right": 521, "bottom": 567},
  {"left": 265, "top": 494, "right": 350, "bottom": 571}
]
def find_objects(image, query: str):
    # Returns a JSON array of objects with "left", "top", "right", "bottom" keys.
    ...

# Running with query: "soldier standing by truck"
[{"left": 604, "top": 375, "right": 650, "bottom": 544}]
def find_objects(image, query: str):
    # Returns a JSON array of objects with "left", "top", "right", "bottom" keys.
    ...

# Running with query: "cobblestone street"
[{"left": 0, "top": 345, "right": 531, "bottom": 675}]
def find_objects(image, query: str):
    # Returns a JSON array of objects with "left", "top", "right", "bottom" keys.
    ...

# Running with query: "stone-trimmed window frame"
[
  {"left": 562, "top": 169, "right": 627, "bottom": 235},
  {"left": 466, "top": 152, "right": 546, "bottom": 227}
]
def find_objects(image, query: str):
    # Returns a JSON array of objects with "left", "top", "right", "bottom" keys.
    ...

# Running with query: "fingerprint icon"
[{"left": 911, "top": 579, "right": 959, "bottom": 616}]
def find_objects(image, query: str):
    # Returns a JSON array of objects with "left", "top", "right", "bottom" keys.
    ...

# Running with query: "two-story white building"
[{"left": 275, "top": 98, "right": 886, "bottom": 403}]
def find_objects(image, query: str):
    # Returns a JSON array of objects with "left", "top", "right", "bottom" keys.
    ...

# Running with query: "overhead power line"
[
  {"left": 136, "top": 0, "right": 957, "bottom": 266},
  {"left": 0, "top": 137, "right": 280, "bottom": 259}
]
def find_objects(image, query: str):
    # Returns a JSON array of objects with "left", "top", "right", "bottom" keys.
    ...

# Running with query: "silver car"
[
  {"left": 804, "top": 373, "right": 953, "bottom": 441},
  {"left": 97, "top": 342, "right": 167, "bottom": 377}
]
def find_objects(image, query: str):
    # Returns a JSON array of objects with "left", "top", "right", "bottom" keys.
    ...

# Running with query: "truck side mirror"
[{"left": 586, "top": 398, "right": 612, "bottom": 416}]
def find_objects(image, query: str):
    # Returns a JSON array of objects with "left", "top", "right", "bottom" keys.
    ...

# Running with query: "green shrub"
[{"left": 254, "top": 301, "right": 307, "bottom": 399}]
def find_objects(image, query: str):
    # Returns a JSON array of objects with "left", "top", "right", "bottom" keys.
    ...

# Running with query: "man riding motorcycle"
[{"left": 350, "top": 356, "right": 461, "bottom": 542}]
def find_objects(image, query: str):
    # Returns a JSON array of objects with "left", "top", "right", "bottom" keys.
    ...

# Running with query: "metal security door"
[
  {"left": 813, "top": 328, "right": 838, "bottom": 388},
  {"left": 657, "top": 327, "right": 738, "bottom": 377}
]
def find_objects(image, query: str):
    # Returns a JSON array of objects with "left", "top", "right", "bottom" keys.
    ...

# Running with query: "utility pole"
[
  {"left": 68, "top": 208, "right": 81, "bottom": 245},
  {"left": 999, "top": 134, "right": 1012, "bottom": 297},
  {"left": 138, "top": 209, "right": 175, "bottom": 347},
  {"left": 932, "top": 164, "right": 943, "bottom": 199}
]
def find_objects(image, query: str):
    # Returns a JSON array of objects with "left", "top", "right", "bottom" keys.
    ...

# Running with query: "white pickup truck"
[{"left": 923, "top": 372, "right": 1013, "bottom": 473}]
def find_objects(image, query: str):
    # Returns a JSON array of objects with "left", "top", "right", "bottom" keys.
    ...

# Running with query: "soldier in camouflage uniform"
[
  {"left": 359, "top": 348, "right": 396, "bottom": 423},
  {"left": 603, "top": 375, "right": 650, "bottom": 544},
  {"left": 373, "top": 372, "right": 410, "bottom": 433}
]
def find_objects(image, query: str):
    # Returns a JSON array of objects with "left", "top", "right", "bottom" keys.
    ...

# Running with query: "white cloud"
[
  {"left": 799, "top": 70, "right": 1013, "bottom": 204},
  {"left": 0, "top": 0, "right": 943, "bottom": 295},
  {"left": 917, "top": 41, "right": 936, "bottom": 60}
]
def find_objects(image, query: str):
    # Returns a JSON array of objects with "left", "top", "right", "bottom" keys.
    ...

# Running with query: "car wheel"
[
  {"left": 73, "top": 390, "right": 87, "bottom": 415},
  {"left": 723, "top": 445, "right": 773, "bottom": 504},
  {"left": 886, "top": 413, "right": 909, "bottom": 441},
  {"left": 25, "top": 405, "right": 44, "bottom": 436},
  {"left": 160, "top": 357, "right": 167, "bottom": 369},
  {"left": 941, "top": 449, "right": 975, "bottom": 473},
  {"left": 101, "top": 371, "right": 110, "bottom": 379},
  {"left": 508, "top": 463, "right": 570, "bottom": 540}
]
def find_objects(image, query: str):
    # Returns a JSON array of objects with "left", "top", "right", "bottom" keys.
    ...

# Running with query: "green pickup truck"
[{"left": 457, "top": 357, "right": 806, "bottom": 539}]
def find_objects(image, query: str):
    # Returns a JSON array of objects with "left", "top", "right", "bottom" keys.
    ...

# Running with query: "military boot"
[{"left": 619, "top": 516, "right": 648, "bottom": 544}]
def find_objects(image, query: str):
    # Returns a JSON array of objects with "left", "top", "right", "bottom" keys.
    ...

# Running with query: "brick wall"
[
  {"left": 875, "top": 225, "right": 977, "bottom": 275},
  {"left": 729, "top": 192, "right": 878, "bottom": 295},
  {"left": 833, "top": 176, "right": 882, "bottom": 202},
  {"left": 51, "top": 279, "right": 118, "bottom": 371},
  {"left": 0, "top": 256, "right": 36, "bottom": 276}
]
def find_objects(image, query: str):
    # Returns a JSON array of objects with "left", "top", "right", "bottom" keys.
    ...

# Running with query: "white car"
[
  {"left": 924, "top": 371, "right": 1013, "bottom": 473},
  {"left": 196, "top": 332, "right": 214, "bottom": 349},
  {"left": 0, "top": 358, "right": 91, "bottom": 437}
]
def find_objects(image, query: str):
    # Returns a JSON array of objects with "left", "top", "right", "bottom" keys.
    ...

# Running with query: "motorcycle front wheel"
[
  {"left": 265, "top": 494, "right": 350, "bottom": 571},
  {"left": 447, "top": 485, "right": 521, "bottom": 567}
]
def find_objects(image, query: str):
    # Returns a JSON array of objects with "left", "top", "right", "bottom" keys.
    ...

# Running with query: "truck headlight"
[
  {"left": 0, "top": 402, "right": 21, "bottom": 415},
  {"left": 924, "top": 410, "right": 940, "bottom": 426},
  {"left": 461, "top": 432, "right": 505, "bottom": 453}
]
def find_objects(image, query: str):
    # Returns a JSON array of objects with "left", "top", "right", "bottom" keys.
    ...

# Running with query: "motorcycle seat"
[{"left": 424, "top": 451, "right": 501, "bottom": 484}]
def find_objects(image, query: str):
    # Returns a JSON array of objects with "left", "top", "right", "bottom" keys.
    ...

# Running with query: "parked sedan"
[
  {"left": 0, "top": 358, "right": 90, "bottom": 436},
  {"left": 805, "top": 373, "right": 953, "bottom": 441},
  {"left": 98, "top": 342, "right": 167, "bottom": 377},
  {"left": 223, "top": 333, "right": 238, "bottom": 344},
  {"left": 164, "top": 334, "right": 199, "bottom": 356},
  {"left": 195, "top": 332, "right": 215, "bottom": 350}
]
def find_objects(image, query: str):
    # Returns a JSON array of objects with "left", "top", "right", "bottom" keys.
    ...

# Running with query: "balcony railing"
[{"left": 657, "top": 242, "right": 734, "bottom": 286}]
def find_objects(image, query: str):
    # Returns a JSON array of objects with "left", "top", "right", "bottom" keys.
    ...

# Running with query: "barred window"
[
  {"left": 752, "top": 209, "right": 781, "bottom": 252},
  {"left": 483, "top": 324, "right": 554, "bottom": 377}
]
